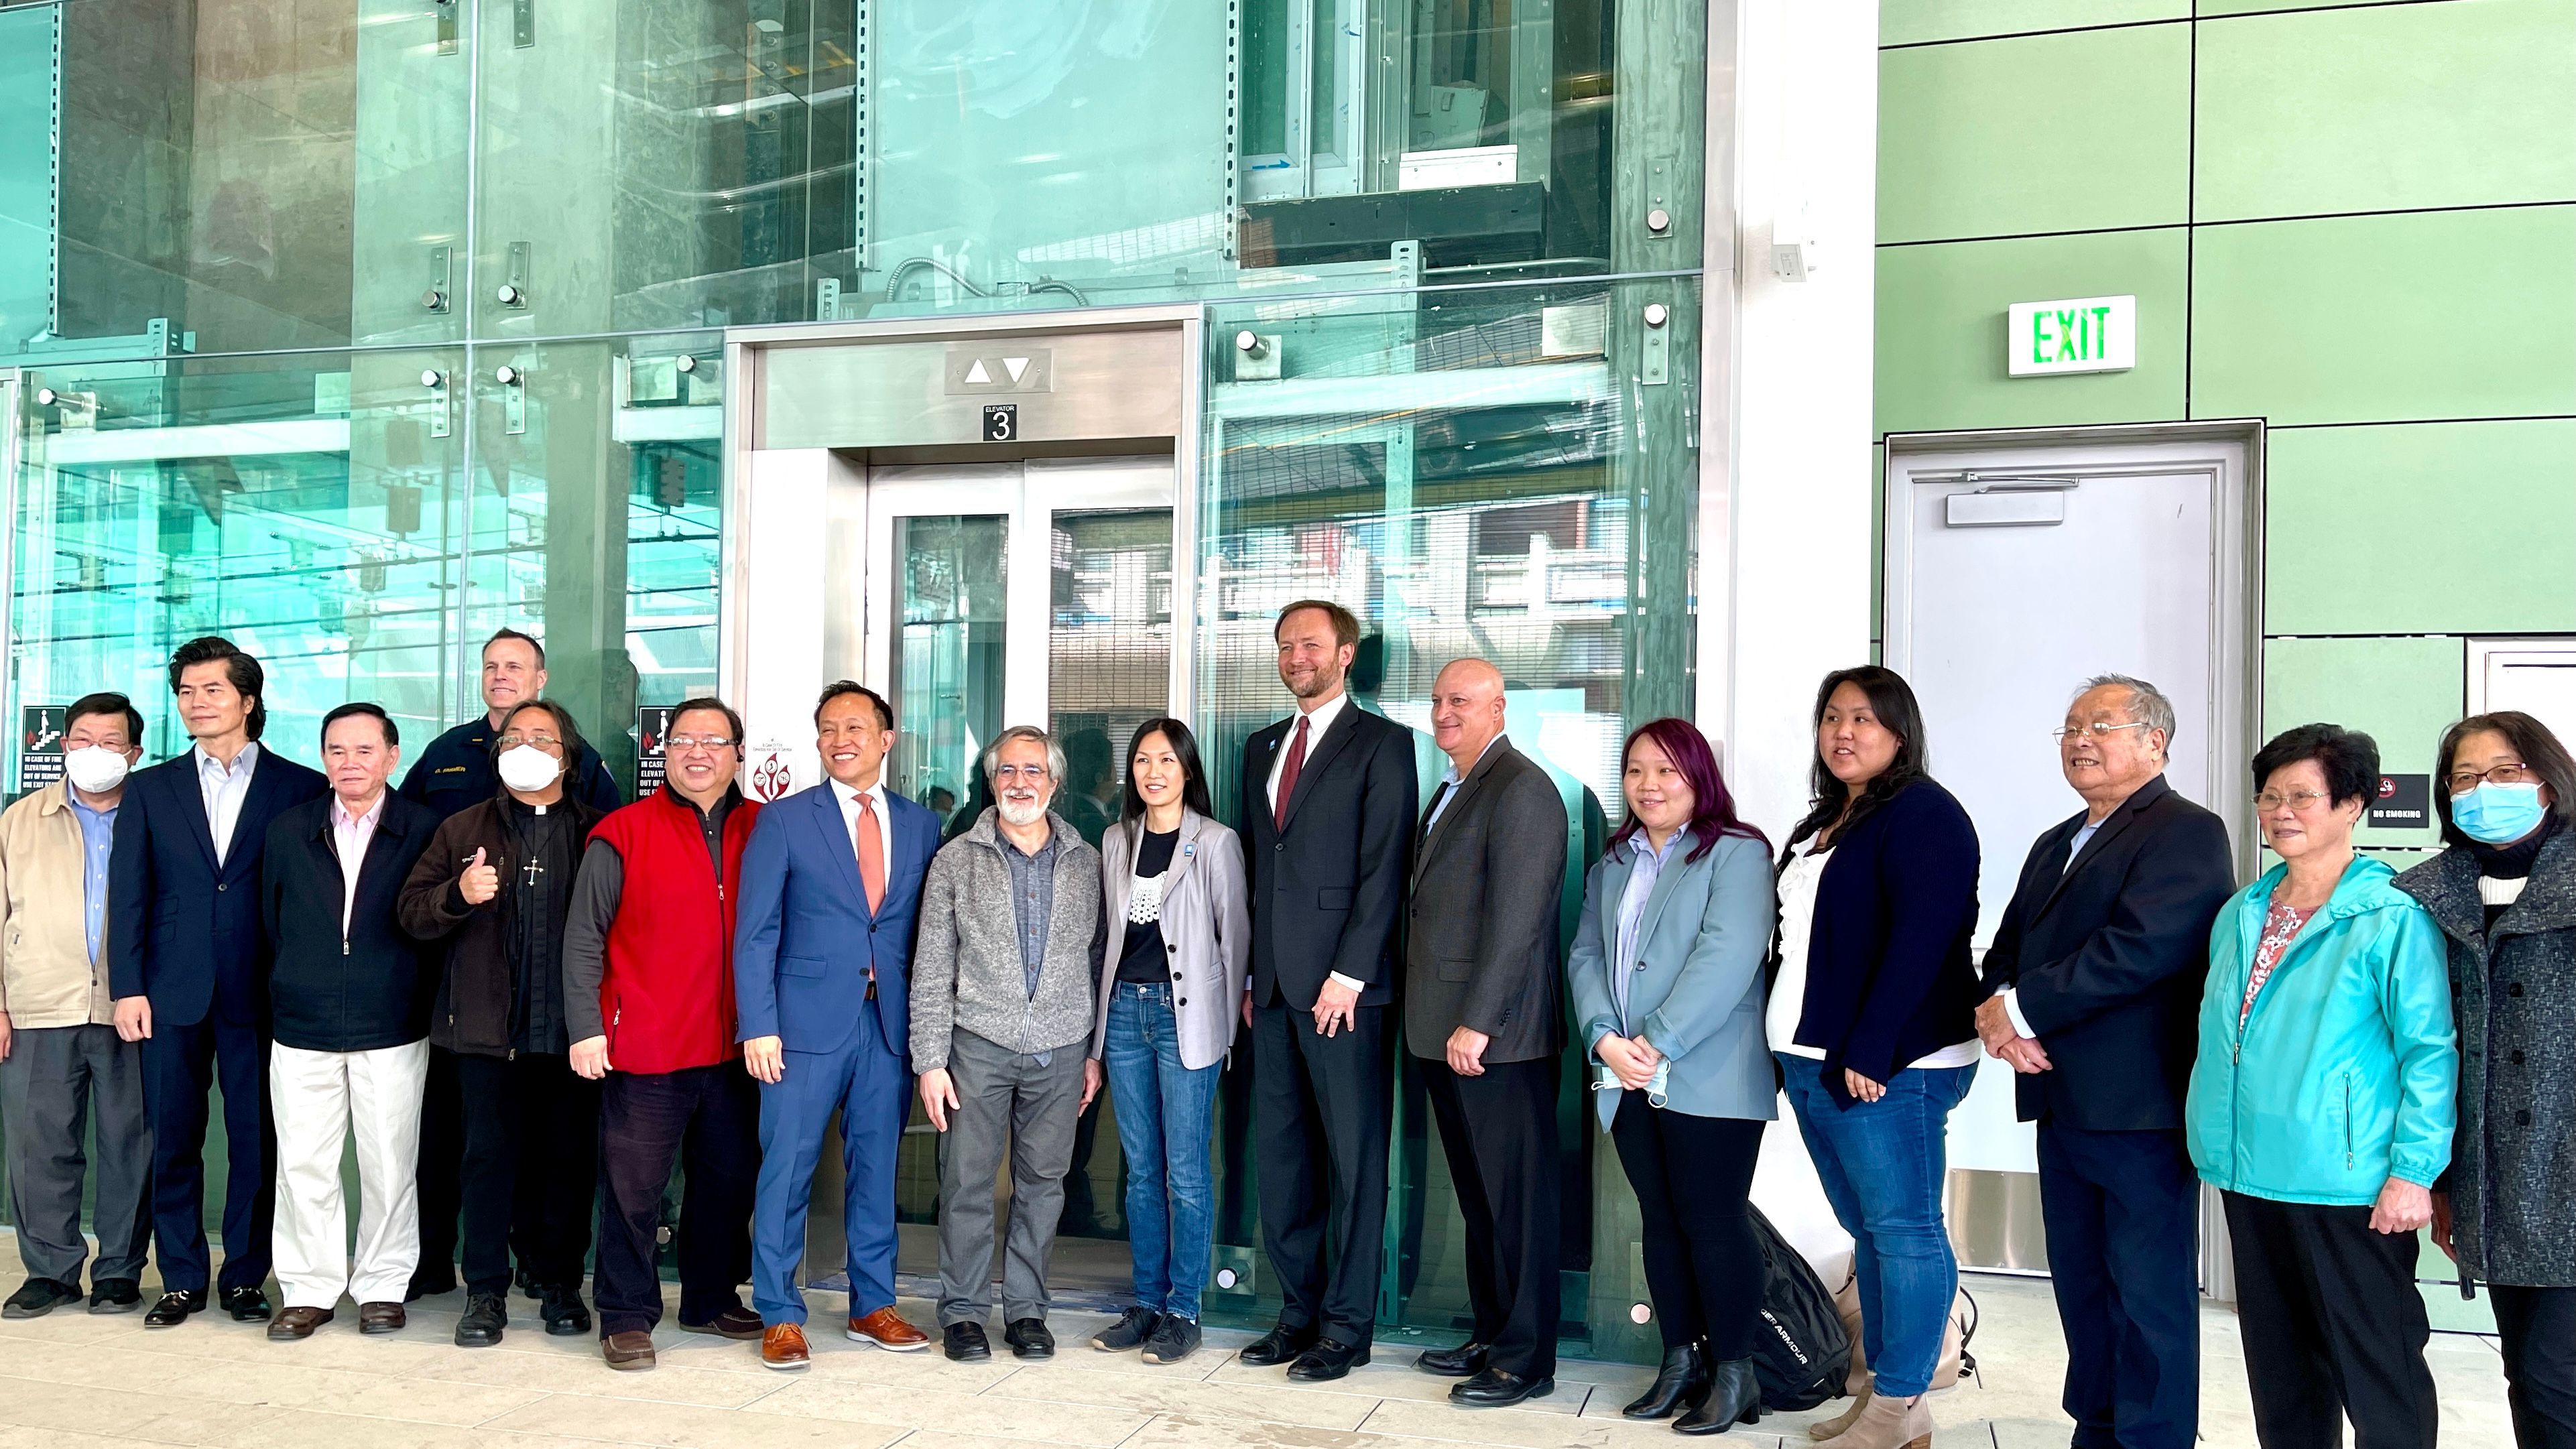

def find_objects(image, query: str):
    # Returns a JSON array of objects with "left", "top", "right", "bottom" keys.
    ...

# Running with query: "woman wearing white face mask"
[
  {"left": 396, "top": 699, "right": 612, "bottom": 1347},
  {"left": 2395, "top": 712, "right": 2576, "bottom": 1448}
]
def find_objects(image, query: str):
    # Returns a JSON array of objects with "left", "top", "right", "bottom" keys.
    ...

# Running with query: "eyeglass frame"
[
  {"left": 2254, "top": 788, "right": 2340, "bottom": 814},
  {"left": 2446, "top": 761, "right": 2538, "bottom": 795},
  {"left": 664, "top": 733, "right": 737, "bottom": 755},
  {"left": 2050, "top": 720, "right": 2157, "bottom": 742},
  {"left": 495, "top": 731, "right": 566, "bottom": 755}
]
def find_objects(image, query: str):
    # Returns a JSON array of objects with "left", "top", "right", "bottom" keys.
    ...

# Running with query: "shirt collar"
[
  {"left": 194, "top": 740, "right": 260, "bottom": 778},
  {"left": 67, "top": 793, "right": 114, "bottom": 822},
  {"left": 331, "top": 793, "right": 386, "bottom": 832},
  {"left": 1440, "top": 732, "right": 1505, "bottom": 787},
  {"left": 1292, "top": 689, "right": 1350, "bottom": 739},
  {"left": 829, "top": 775, "right": 887, "bottom": 811}
]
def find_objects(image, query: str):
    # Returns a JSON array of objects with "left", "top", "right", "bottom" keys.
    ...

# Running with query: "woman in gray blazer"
[
  {"left": 1567, "top": 718, "right": 1776, "bottom": 1436},
  {"left": 1085, "top": 718, "right": 1248, "bottom": 1367}
]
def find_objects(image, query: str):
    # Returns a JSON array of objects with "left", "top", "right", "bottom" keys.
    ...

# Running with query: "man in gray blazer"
[{"left": 1404, "top": 659, "right": 1569, "bottom": 1407}]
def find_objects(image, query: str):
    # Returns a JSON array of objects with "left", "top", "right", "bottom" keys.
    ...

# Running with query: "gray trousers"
[
  {"left": 0, "top": 1023, "right": 151, "bottom": 1285},
  {"left": 936, "top": 1027, "right": 1085, "bottom": 1325}
]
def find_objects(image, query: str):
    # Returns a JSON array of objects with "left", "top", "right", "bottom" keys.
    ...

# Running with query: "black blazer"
[
  {"left": 261, "top": 792, "right": 442, "bottom": 1052},
  {"left": 1781, "top": 777, "right": 1981, "bottom": 1104},
  {"left": 1402, "top": 738, "right": 1568, "bottom": 1064},
  {"left": 107, "top": 747, "right": 329, "bottom": 1027},
  {"left": 1978, "top": 773, "right": 2235, "bottom": 1131},
  {"left": 1238, "top": 701, "right": 1419, "bottom": 1011}
]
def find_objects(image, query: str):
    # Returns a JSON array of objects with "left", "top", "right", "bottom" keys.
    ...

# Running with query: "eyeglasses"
[
  {"left": 991, "top": 763, "right": 1051, "bottom": 783},
  {"left": 497, "top": 733, "right": 564, "bottom": 753},
  {"left": 2052, "top": 721, "right": 2154, "bottom": 741},
  {"left": 665, "top": 734, "right": 735, "bottom": 753},
  {"left": 2448, "top": 761, "right": 2536, "bottom": 794},
  {"left": 2255, "top": 789, "right": 2335, "bottom": 813}
]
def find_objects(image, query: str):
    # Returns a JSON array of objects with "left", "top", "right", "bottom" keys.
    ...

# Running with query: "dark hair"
[
  {"left": 1274, "top": 599, "right": 1359, "bottom": 649},
  {"left": 167, "top": 636, "right": 267, "bottom": 741},
  {"left": 2252, "top": 722, "right": 2379, "bottom": 808},
  {"left": 1121, "top": 717, "right": 1213, "bottom": 822},
  {"left": 1608, "top": 718, "right": 1768, "bottom": 864},
  {"left": 496, "top": 699, "right": 585, "bottom": 765},
  {"left": 814, "top": 680, "right": 893, "bottom": 730},
  {"left": 2433, "top": 710, "right": 2576, "bottom": 847},
  {"left": 483, "top": 627, "right": 545, "bottom": 668},
  {"left": 320, "top": 701, "right": 399, "bottom": 749},
  {"left": 670, "top": 696, "right": 745, "bottom": 753},
  {"left": 1786, "top": 665, "right": 1933, "bottom": 853},
  {"left": 65, "top": 692, "right": 143, "bottom": 746}
]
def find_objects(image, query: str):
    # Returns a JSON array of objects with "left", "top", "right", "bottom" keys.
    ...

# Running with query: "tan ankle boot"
[
  {"left": 1815, "top": 1389, "right": 1930, "bottom": 1449},
  {"left": 1806, "top": 1383, "right": 1872, "bottom": 1441}
]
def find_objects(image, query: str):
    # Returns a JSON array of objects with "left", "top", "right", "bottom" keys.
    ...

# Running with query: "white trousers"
[{"left": 269, "top": 1040, "right": 430, "bottom": 1310}]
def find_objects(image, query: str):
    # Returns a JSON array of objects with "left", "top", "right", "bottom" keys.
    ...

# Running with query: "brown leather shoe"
[
  {"left": 761, "top": 1322, "right": 811, "bottom": 1371},
  {"left": 678, "top": 1305, "right": 763, "bottom": 1340},
  {"left": 602, "top": 1330, "right": 657, "bottom": 1370},
  {"left": 846, "top": 1306, "right": 930, "bottom": 1351},
  {"left": 267, "top": 1306, "right": 334, "bottom": 1340},
  {"left": 357, "top": 1301, "right": 406, "bottom": 1334}
]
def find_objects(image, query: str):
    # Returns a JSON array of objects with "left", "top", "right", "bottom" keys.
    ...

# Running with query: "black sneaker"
[
  {"left": 455, "top": 1292, "right": 507, "bottom": 1348},
  {"left": 1091, "top": 1306, "right": 1160, "bottom": 1352},
  {"left": 1141, "top": 1315, "right": 1201, "bottom": 1365},
  {"left": 87, "top": 1279, "right": 142, "bottom": 1314},
  {"left": 538, "top": 1283, "right": 591, "bottom": 1336},
  {"left": 2, "top": 1278, "right": 82, "bottom": 1319}
]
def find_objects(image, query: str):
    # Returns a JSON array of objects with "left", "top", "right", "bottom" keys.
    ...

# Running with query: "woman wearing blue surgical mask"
[{"left": 2394, "top": 711, "right": 2576, "bottom": 1449}]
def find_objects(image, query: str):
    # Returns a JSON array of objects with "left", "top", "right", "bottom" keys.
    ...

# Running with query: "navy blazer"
[
  {"left": 1238, "top": 704, "right": 1418, "bottom": 1011},
  {"left": 1978, "top": 773, "right": 2236, "bottom": 1131},
  {"left": 108, "top": 745, "right": 329, "bottom": 1027},
  {"left": 261, "top": 792, "right": 442, "bottom": 1052},
  {"left": 1779, "top": 777, "right": 1982, "bottom": 1105},
  {"left": 733, "top": 780, "right": 940, "bottom": 1059}
]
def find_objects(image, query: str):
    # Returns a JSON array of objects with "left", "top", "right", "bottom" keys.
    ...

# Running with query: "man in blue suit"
[
  {"left": 734, "top": 681, "right": 939, "bottom": 1370},
  {"left": 109, "top": 637, "right": 327, "bottom": 1328}
]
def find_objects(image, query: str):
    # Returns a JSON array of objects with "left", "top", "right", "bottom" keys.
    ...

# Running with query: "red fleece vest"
[{"left": 589, "top": 791, "right": 761, "bottom": 1075}]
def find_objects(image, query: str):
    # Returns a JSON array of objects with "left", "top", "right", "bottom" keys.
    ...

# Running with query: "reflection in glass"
[
  {"left": 1047, "top": 509, "right": 1176, "bottom": 850},
  {"left": 889, "top": 515, "right": 1007, "bottom": 836}
]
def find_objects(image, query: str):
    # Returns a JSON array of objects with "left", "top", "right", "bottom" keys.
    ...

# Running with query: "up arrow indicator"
[
  {"left": 963, "top": 359, "right": 993, "bottom": 385},
  {"left": 1003, "top": 357, "right": 1031, "bottom": 383}
]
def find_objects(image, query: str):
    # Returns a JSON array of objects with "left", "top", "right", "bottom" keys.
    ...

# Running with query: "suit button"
[
  {"left": 1274, "top": 843, "right": 1283, "bottom": 852},
  {"left": 2512, "top": 1050, "right": 2527, "bottom": 1065},
  {"left": 2510, "top": 982, "right": 2526, "bottom": 997},
  {"left": 1178, "top": 998, "right": 1188, "bottom": 1006},
  {"left": 217, "top": 883, "right": 227, "bottom": 892},
  {"left": 1171, "top": 972, "right": 1182, "bottom": 982},
  {"left": 2518, "top": 1110, "right": 2534, "bottom": 1127}
]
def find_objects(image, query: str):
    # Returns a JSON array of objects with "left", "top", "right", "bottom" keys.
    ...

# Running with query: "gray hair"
[
  {"left": 2078, "top": 674, "right": 2177, "bottom": 748},
  {"left": 981, "top": 724, "right": 1066, "bottom": 784}
]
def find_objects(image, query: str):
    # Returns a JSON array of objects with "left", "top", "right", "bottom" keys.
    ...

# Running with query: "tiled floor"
[{"left": 0, "top": 1270, "right": 2513, "bottom": 1449}]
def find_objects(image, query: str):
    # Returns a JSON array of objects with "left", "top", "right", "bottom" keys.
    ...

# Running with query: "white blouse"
[{"left": 1766, "top": 841, "right": 1979, "bottom": 1071}]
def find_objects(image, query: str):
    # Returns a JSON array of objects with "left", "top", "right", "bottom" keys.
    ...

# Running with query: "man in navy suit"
[
  {"left": 734, "top": 681, "right": 940, "bottom": 1371},
  {"left": 1977, "top": 676, "right": 2236, "bottom": 1449},
  {"left": 109, "top": 637, "right": 328, "bottom": 1328}
]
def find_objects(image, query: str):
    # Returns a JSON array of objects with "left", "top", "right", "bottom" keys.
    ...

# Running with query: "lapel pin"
[{"left": 1182, "top": 842, "right": 1196, "bottom": 857}]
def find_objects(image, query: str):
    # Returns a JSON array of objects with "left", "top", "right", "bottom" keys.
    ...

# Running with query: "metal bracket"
[
  {"left": 421, "top": 369, "right": 452, "bottom": 439},
  {"left": 433, "top": 0, "right": 458, "bottom": 55},
  {"left": 497, "top": 362, "right": 528, "bottom": 435},
  {"left": 513, "top": 0, "right": 536, "bottom": 48},
  {"left": 498, "top": 242, "right": 532, "bottom": 308},
  {"left": 816, "top": 277, "right": 843, "bottom": 322},
  {"left": 422, "top": 245, "right": 451, "bottom": 313},
  {"left": 1640, "top": 300, "right": 1671, "bottom": 385}
]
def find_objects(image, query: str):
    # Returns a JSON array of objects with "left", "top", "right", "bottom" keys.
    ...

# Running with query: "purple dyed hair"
[{"left": 1607, "top": 717, "right": 1769, "bottom": 864}]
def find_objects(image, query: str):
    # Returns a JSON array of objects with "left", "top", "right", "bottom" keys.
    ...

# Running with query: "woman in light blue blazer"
[{"left": 1567, "top": 718, "right": 1777, "bottom": 1436}]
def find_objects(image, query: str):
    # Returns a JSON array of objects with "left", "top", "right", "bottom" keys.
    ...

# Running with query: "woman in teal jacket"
[
  {"left": 1566, "top": 719, "right": 1774, "bottom": 1436},
  {"left": 2187, "top": 723, "right": 2456, "bottom": 1449}
]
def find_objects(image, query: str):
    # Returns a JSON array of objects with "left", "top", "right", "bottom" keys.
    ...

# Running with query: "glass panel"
[{"left": 889, "top": 515, "right": 1008, "bottom": 838}]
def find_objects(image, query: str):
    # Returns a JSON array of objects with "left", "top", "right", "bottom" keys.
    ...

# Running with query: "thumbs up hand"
[{"left": 459, "top": 846, "right": 500, "bottom": 905}]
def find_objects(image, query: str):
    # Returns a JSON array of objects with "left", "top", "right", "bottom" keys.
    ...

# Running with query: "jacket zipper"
[{"left": 2344, "top": 1077, "right": 2355, "bottom": 1170}]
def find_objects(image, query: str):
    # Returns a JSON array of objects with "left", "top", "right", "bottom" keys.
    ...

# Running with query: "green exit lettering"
[{"left": 2032, "top": 306, "right": 2115, "bottom": 365}]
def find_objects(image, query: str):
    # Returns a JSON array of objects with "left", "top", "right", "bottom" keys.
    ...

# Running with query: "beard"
[{"left": 997, "top": 796, "right": 1047, "bottom": 826}]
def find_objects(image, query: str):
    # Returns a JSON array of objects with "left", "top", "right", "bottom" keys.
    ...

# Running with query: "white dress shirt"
[
  {"left": 1999, "top": 816, "right": 2106, "bottom": 1040},
  {"left": 196, "top": 741, "right": 261, "bottom": 867},
  {"left": 830, "top": 775, "right": 894, "bottom": 880},
  {"left": 330, "top": 792, "right": 385, "bottom": 938},
  {"left": 1263, "top": 690, "right": 1365, "bottom": 996}
]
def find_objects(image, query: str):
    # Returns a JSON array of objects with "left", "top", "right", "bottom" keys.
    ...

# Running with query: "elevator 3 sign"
[{"left": 2007, "top": 294, "right": 2136, "bottom": 377}]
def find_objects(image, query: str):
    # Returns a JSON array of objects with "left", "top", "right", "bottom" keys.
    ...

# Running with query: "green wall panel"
[
  {"left": 1876, "top": 227, "right": 2187, "bottom": 436},
  {"left": 2262, "top": 635, "right": 2466, "bottom": 848},
  {"left": 1880, "top": 23, "right": 2191, "bottom": 243},
  {"left": 2264, "top": 420, "right": 2576, "bottom": 636},
  {"left": 2195, "top": 0, "right": 2576, "bottom": 221},
  {"left": 2199, "top": 0, "right": 2452, "bottom": 15},
  {"left": 1882, "top": 0, "right": 2188, "bottom": 48},
  {"left": 2191, "top": 206, "right": 2576, "bottom": 426}
]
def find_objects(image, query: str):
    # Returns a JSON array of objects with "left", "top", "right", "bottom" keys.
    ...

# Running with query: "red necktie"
[
  {"left": 854, "top": 794, "right": 885, "bottom": 983},
  {"left": 1274, "top": 713, "right": 1311, "bottom": 830}
]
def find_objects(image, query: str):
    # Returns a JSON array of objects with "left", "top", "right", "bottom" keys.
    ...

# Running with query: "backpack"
[{"left": 1746, "top": 1204, "right": 1855, "bottom": 1411}]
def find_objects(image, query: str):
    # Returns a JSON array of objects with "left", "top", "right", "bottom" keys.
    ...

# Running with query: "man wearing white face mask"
[
  {"left": 0, "top": 693, "right": 152, "bottom": 1318},
  {"left": 399, "top": 700, "right": 611, "bottom": 1346}
]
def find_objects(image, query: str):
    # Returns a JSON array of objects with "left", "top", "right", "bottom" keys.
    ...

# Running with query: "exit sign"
[{"left": 2008, "top": 294, "right": 2136, "bottom": 376}]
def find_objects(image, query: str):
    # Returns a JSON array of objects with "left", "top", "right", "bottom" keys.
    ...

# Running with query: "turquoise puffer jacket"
[{"left": 2186, "top": 856, "right": 2457, "bottom": 1206}]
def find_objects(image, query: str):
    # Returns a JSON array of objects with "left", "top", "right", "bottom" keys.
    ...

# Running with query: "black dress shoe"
[
  {"left": 1236, "top": 1320, "right": 1320, "bottom": 1367},
  {"left": 88, "top": 1279, "right": 143, "bottom": 1314},
  {"left": 1286, "top": 1336, "right": 1370, "bottom": 1383},
  {"left": 455, "top": 1291, "right": 508, "bottom": 1348},
  {"left": 538, "top": 1284, "right": 590, "bottom": 1336},
  {"left": 943, "top": 1321, "right": 993, "bottom": 1363},
  {"left": 1414, "top": 1339, "right": 1490, "bottom": 1377},
  {"left": 144, "top": 1289, "right": 206, "bottom": 1328},
  {"left": 2, "top": 1277, "right": 82, "bottom": 1319},
  {"left": 1451, "top": 1367, "right": 1554, "bottom": 1407},
  {"left": 222, "top": 1286, "right": 273, "bottom": 1323},
  {"left": 1674, "top": 1357, "right": 1764, "bottom": 1436},
  {"left": 1623, "top": 1340, "right": 1709, "bottom": 1419},
  {"left": 1003, "top": 1317, "right": 1055, "bottom": 1360}
]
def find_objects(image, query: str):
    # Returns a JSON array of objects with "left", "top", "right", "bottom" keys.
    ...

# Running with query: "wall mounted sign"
[
  {"left": 635, "top": 706, "right": 673, "bottom": 794},
  {"left": 2367, "top": 773, "right": 2431, "bottom": 830},
  {"left": 2008, "top": 294, "right": 2136, "bottom": 377},
  {"left": 983, "top": 403, "right": 1018, "bottom": 442},
  {"left": 19, "top": 706, "right": 65, "bottom": 792}
]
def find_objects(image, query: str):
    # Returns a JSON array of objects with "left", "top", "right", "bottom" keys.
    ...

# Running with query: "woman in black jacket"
[
  {"left": 1770, "top": 667, "right": 1981, "bottom": 1449},
  {"left": 2393, "top": 710, "right": 2576, "bottom": 1449}
]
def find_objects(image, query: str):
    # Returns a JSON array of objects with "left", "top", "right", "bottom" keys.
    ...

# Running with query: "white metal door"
[{"left": 2471, "top": 639, "right": 2576, "bottom": 743}]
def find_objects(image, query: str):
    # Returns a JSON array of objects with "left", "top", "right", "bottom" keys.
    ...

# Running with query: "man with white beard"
[{"left": 908, "top": 726, "right": 1106, "bottom": 1363}]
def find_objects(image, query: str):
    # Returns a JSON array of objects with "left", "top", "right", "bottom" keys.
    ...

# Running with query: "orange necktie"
[{"left": 855, "top": 792, "right": 887, "bottom": 915}]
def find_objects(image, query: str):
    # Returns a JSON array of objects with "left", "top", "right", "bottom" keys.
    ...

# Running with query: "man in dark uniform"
[{"left": 399, "top": 627, "right": 622, "bottom": 1300}]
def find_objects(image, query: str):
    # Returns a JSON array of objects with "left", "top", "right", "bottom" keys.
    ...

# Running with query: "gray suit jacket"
[
  {"left": 1089, "top": 808, "right": 1251, "bottom": 1071},
  {"left": 1402, "top": 737, "right": 1569, "bottom": 1063},
  {"left": 1565, "top": 830, "right": 1778, "bottom": 1121}
]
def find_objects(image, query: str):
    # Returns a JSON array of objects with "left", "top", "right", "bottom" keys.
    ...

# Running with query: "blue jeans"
[
  {"left": 1778, "top": 1054, "right": 1976, "bottom": 1397},
  {"left": 1104, "top": 982, "right": 1223, "bottom": 1321}
]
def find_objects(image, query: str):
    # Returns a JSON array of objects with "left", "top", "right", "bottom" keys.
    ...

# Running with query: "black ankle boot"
[
  {"left": 1623, "top": 1340, "right": 1710, "bottom": 1420},
  {"left": 1674, "top": 1356, "right": 1762, "bottom": 1436}
]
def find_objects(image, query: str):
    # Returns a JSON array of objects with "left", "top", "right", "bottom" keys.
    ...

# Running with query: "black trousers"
[
  {"left": 594, "top": 1064, "right": 757, "bottom": 1338},
  {"left": 411, "top": 1045, "right": 464, "bottom": 1293},
  {"left": 2492, "top": 1283, "right": 2576, "bottom": 1449},
  {"left": 1251, "top": 1001, "right": 1392, "bottom": 1345},
  {"left": 2038, "top": 1123, "right": 2200, "bottom": 1449},
  {"left": 1609, "top": 1094, "right": 1763, "bottom": 1358},
  {"left": 2223, "top": 1191, "right": 2439, "bottom": 1449},
  {"left": 456, "top": 1051, "right": 602, "bottom": 1298},
  {"left": 1422, "top": 1056, "right": 1560, "bottom": 1377}
]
